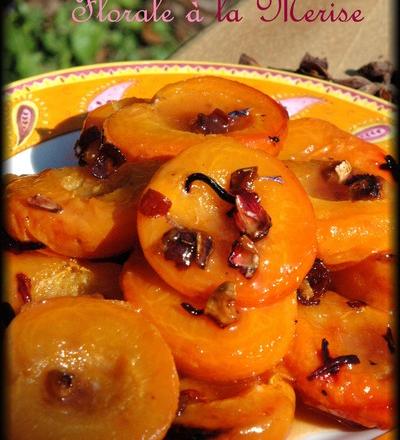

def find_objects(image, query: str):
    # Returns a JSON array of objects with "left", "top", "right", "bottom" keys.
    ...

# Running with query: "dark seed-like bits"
[{"left": 139, "top": 189, "right": 172, "bottom": 217}]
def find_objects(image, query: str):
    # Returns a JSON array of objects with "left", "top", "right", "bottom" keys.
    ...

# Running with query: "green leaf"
[{"left": 70, "top": 22, "right": 105, "bottom": 64}]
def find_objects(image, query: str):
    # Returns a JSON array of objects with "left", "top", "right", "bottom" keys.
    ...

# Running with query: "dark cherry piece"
[{"left": 139, "top": 189, "right": 172, "bottom": 217}]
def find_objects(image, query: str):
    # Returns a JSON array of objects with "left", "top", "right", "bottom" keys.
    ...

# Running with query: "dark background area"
[{"left": 3, "top": 0, "right": 215, "bottom": 84}]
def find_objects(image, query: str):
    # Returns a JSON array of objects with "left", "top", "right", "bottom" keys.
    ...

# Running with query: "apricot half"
[
  {"left": 82, "top": 97, "right": 150, "bottom": 132},
  {"left": 284, "top": 159, "right": 394, "bottom": 265},
  {"left": 6, "top": 296, "right": 179, "bottom": 440},
  {"left": 174, "top": 374, "right": 295, "bottom": 439},
  {"left": 137, "top": 138, "right": 317, "bottom": 307},
  {"left": 5, "top": 161, "right": 162, "bottom": 258},
  {"left": 103, "top": 76, "right": 288, "bottom": 162},
  {"left": 4, "top": 250, "right": 122, "bottom": 312},
  {"left": 279, "top": 118, "right": 392, "bottom": 181},
  {"left": 284, "top": 291, "right": 394, "bottom": 429},
  {"left": 122, "top": 251, "right": 297, "bottom": 382},
  {"left": 330, "top": 252, "right": 395, "bottom": 313}
]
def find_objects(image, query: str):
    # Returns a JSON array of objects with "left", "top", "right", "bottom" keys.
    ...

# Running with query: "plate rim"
[{"left": 4, "top": 60, "right": 395, "bottom": 111}]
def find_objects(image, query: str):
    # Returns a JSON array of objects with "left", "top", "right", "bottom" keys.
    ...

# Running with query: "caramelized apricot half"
[
  {"left": 6, "top": 296, "right": 179, "bottom": 440},
  {"left": 284, "top": 291, "right": 394, "bottom": 429},
  {"left": 103, "top": 76, "right": 288, "bottom": 162},
  {"left": 285, "top": 159, "right": 394, "bottom": 265},
  {"left": 331, "top": 252, "right": 395, "bottom": 313},
  {"left": 82, "top": 97, "right": 150, "bottom": 132},
  {"left": 122, "top": 251, "right": 297, "bottom": 382},
  {"left": 4, "top": 251, "right": 122, "bottom": 312},
  {"left": 279, "top": 118, "right": 392, "bottom": 181},
  {"left": 137, "top": 138, "right": 317, "bottom": 306},
  {"left": 5, "top": 161, "right": 162, "bottom": 258},
  {"left": 173, "top": 374, "right": 295, "bottom": 439}
]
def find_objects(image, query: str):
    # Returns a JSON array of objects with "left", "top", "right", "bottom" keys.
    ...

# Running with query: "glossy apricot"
[
  {"left": 330, "top": 253, "right": 395, "bottom": 313},
  {"left": 122, "top": 251, "right": 297, "bottom": 382},
  {"left": 284, "top": 291, "right": 394, "bottom": 429},
  {"left": 5, "top": 296, "right": 179, "bottom": 440},
  {"left": 284, "top": 159, "right": 394, "bottom": 265},
  {"left": 4, "top": 251, "right": 122, "bottom": 312},
  {"left": 311, "top": 196, "right": 393, "bottom": 265},
  {"left": 82, "top": 97, "right": 150, "bottom": 132},
  {"left": 174, "top": 374, "right": 295, "bottom": 439},
  {"left": 137, "top": 138, "right": 317, "bottom": 307},
  {"left": 279, "top": 118, "right": 392, "bottom": 181},
  {"left": 103, "top": 76, "right": 288, "bottom": 161},
  {"left": 5, "top": 161, "right": 162, "bottom": 258}
]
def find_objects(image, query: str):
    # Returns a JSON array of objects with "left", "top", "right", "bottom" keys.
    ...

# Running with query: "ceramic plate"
[{"left": 3, "top": 61, "right": 395, "bottom": 440}]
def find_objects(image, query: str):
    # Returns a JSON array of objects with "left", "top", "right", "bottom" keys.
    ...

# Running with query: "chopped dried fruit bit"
[
  {"left": 233, "top": 190, "right": 271, "bottom": 241},
  {"left": 229, "top": 167, "right": 258, "bottom": 193},
  {"left": 191, "top": 108, "right": 231, "bottom": 135},
  {"left": 297, "top": 259, "right": 331, "bottom": 306},
  {"left": 139, "top": 189, "right": 172, "bottom": 217},
  {"left": 162, "top": 227, "right": 213, "bottom": 269},
  {"left": 228, "top": 235, "right": 259, "bottom": 279},
  {"left": 204, "top": 282, "right": 239, "bottom": 328}
]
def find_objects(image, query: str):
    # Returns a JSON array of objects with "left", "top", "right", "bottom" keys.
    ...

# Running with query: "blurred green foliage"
[{"left": 4, "top": 0, "right": 181, "bottom": 84}]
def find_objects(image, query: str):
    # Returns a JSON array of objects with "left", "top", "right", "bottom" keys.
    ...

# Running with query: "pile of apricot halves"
[{"left": 4, "top": 76, "right": 396, "bottom": 440}]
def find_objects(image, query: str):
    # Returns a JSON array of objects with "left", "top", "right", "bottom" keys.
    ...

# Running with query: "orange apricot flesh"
[
  {"left": 82, "top": 97, "right": 150, "bottom": 132},
  {"left": 174, "top": 374, "right": 295, "bottom": 439},
  {"left": 284, "top": 291, "right": 394, "bottom": 429},
  {"left": 103, "top": 76, "right": 288, "bottom": 162},
  {"left": 311, "top": 196, "right": 393, "bottom": 265},
  {"left": 121, "top": 251, "right": 297, "bottom": 382},
  {"left": 284, "top": 159, "right": 394, "bottom": 266},
  {"left": 330, "top": 252, "right": 395, "bottom": 313},
  {"left": 279, "top": 118, "right": 392, "bottom": 181},
  {"left": 137, "top": 138, "right": 317, "bottom": 307},
  {"left": 4, "top": 250, "right": 122, "bottom": 312},
  {"left": 5, "top": 161, "right": 162, "bottom": 258},
  {"left": 5, "top": 296, "right": 179, "bottom": 440}
]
